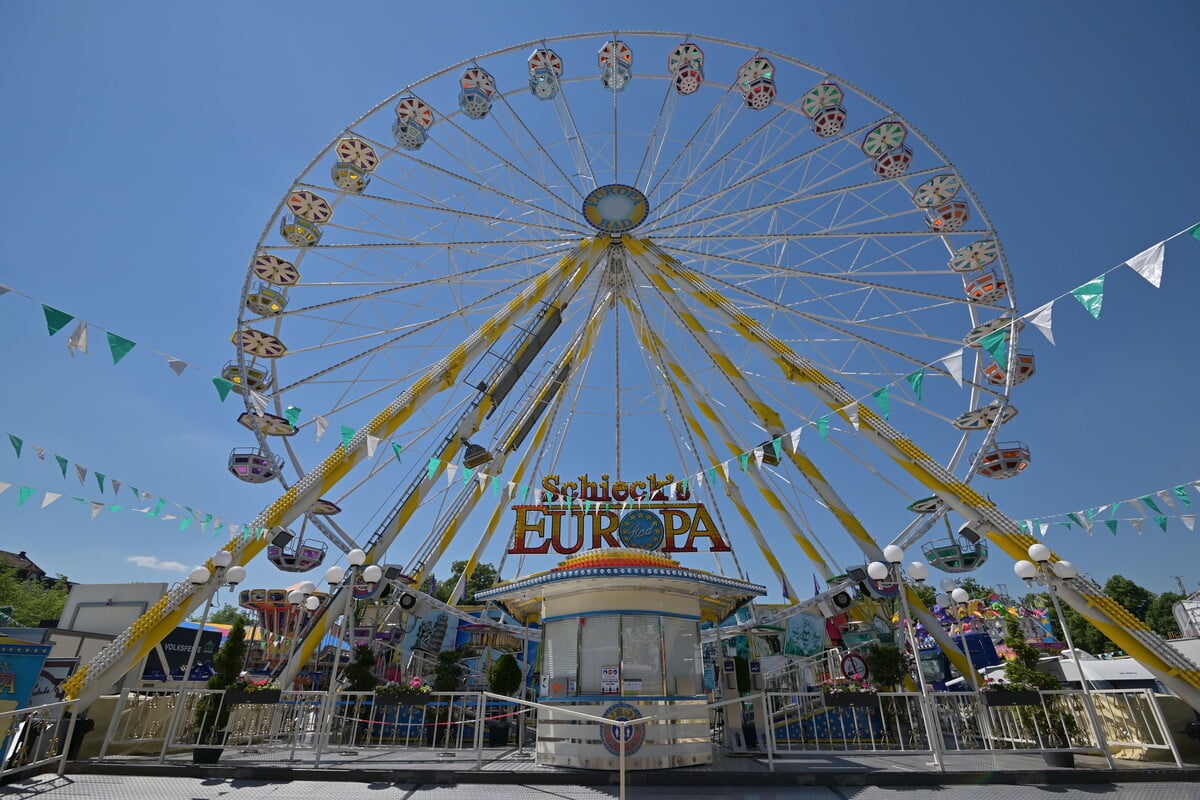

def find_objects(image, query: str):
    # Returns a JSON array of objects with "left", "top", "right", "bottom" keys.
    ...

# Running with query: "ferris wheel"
[
  {"left": 65, "top": 32, "right": 1200, "bottom": 713},
  {"left": 225, "top": 32, "right": 1028, "bottom": 589}
]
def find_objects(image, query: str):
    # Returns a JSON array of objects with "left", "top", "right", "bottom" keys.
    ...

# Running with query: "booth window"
[
  {"left": 578, "top": 616, "right": 620, "bottom": 694},
  {"left": 620, "top": 614, "right": 665, "bottom": 695}
]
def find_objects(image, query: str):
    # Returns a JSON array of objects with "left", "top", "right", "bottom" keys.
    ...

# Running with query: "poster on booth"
[
  {"left": 784, "top": 612, "right": 827, "bottom": 657},
  {"left": 0, "top": 636, "right": 52, "bottom": 712},
  {"left": 601, "top": 666, "right": 620, "bottom": 695}
]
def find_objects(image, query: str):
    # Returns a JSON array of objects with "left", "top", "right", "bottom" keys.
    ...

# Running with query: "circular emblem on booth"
[
  {"left": 599, "top": 702, "right": 645, "bottom": 757},
  {"left": 582, "top": 183, "right": 649, "bottom": 233},
  {"left": 619, "top": 509, "right": 665, "bottom": 551}
]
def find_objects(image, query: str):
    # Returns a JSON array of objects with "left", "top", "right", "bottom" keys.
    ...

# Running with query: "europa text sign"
[{"left": 508, "top": 473, "right": 731, "bottom": 556}]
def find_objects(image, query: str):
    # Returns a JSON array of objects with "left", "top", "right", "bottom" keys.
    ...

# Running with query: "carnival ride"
[{"left": 61, "top": 32, "right": 1200, "bottom": 711}]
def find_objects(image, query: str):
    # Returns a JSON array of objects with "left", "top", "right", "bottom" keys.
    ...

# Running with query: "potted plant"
[
  {"left": 1001, "top": 618, "right": 1079, "bottom": 766},
  {"left": 426, "top": 649, "right": 466, "bottom": 747},
  {"left": 485, "top": 653, "right": 522, "bottom": 747},
  {"left": 820, "top": 677, "right": 879, "bottom": 708},
  {"left": 864, "top": 644, "right": 917, "bottom": 746},
  {"left": 191, "top": 617, "right": 246, "bottom": 763},
  {"left": 375, "top": 677, "right": 432, "bottom": 706},
  {"left": 343, "top": 644, "right": 381, "bottom": 694}
]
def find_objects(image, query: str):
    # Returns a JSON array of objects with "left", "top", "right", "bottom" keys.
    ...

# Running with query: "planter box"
[
  {"left": 823, "top": 692, "right": 879, "bottom": 708},
  {"left": 980, "top": 690, "right": 1041, "bottom": 707},
  {"left": 225, "top": 688, "right": 282, "bottom": 705}
]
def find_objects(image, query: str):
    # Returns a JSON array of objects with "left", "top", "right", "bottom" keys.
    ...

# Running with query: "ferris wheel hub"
[{"left": 582, "top": 183, "right": 649, "bottom": 234}]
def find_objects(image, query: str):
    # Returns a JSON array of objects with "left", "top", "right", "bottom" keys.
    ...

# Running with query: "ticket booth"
[{"left": 477, "top": 548, "right": 764, "bottom": 770}]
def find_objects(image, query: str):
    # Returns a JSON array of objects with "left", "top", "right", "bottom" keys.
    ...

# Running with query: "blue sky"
[{"left": 1, "top": 1, "right": 1198, "bottom": 605}]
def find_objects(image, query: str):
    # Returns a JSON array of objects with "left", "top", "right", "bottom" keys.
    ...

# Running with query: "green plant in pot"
[
  {"left": 486, "top": 653, "right": 522, "bottom": 746},
  {"left": 192, "top": 617, "right": 247, "bottom": 763},
  {"left": 1002, "top": 617, "right": 1079, "bottom": 766},
  {"left": 425, "top": 648, "right": 466, "bottom": 747},
  {"left": 864, "top": 643, "right": 917, "bottom": 747},
  {"left": 343, "top": 644, "right": 381, "bottom": 692}
]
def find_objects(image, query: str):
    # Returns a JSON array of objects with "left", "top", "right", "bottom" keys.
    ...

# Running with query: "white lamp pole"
[
  {"left": 1016, "top": 548, "right": 1113, "bottom": 767},
  {"left": 869, "top": 546, "right": 942, "bottom": 771},
  {"left": 158, "top": 553, "right": 244, "bottom": 763}
]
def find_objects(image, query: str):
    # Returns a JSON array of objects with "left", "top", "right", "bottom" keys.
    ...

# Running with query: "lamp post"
[
  {"left": 314, "top": 549, "right": 379, "bottom": 767},
  {"left": 868, "top": 545, "right": 942, "bottom": 771},
  {"left": 1015, "top": 546, "right": 1114, "bottom": 767},
  {"left": 285, "top": 581, "right": 317, "bottom": 681},
  {"left": 158, "top": 552, "right": 245, "bottom": 762}
]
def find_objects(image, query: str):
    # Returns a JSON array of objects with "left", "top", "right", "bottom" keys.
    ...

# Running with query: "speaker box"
[
  {"left": 830, "top": 590, "right": 854, "bottom": 611},
  {"left": 397, "top": 591, "right": 418, "bottom": 610}
]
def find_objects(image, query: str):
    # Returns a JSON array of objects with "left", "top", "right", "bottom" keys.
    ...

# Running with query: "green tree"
[
  {"left": 0, "top": 567, "right": 69, "bottom": 626},
  {"left": 200, "top": 604, "right": 251, "bottom": 626},
  {"left": 342, "top": 644, "right": 381, "bottom": 692},
  {"left": 1146, "top": 591, "right": 1183, "bottom": 639},
  {"left": 1104, "top": 575, "right": 1154, "bottom": 620},
  {"left": 487, "top": 653, "right": 523, "bottom": 697},
  {"left": 864, "top": 644, "right": 907, "bottom": 691},
  {"left": 434, "top": 561, "right": 499, "bottom": 603},
  {"left": 432, "top": 648, "right": 467, "bottom": 692},
  {"left": 195, "top": 617, "right": 247, "bottom": 745}
]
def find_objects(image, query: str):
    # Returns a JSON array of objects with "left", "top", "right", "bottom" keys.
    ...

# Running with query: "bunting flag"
[
  {"left": 979, "top": 328, "right": 1009, "bottom": 370},
  {"left": 94, "top": 471, "right": 106, "bottom": 493},
  {"left": 1130, "top": 518, "right": 1143, "bottom": 535},
  {"left": 340, "top": 425, "right": 355, "bottom": 451},
  {"left": 42, "top": 306, "right": 74, "bottom": 336},
  {"left": 789, "top": 428, "right": 802, "bottom": 453},
  {"left": 365, "top": 435, "right": 380, "bottom": 459},
  {"left": 492, "top": 476, "right": 501, "bottom": 497},
  {"left": 770, "top": 438, "right": 782, "bottom": 461},
  {"left": 737, "top": 453, "right": 749, "bottom": 471},
  {"left": 110, "top": 477, "right": 122, "bottom": 496},
  {"left": 147, "top": 498, "right": 166, "bottom": 518},
  {"left": 1174, "top": 486, "right": 1192, "bottom": 507},
  {"left": 55, "top": 455, "right": 68, "bottom": 478},
  {"left": 1158, "top": 490, "right": 1176, "bottom": 510},
  {"left": 444, "top": 463, "right": 458, "bottom": 486},
  {"left": 1155, "top": 516, "right": 1168, "bottom": 532},
  {"left": 1038, "top": 521, "right": 1050, "bottom": 538},
  {"left": 1190, "top": 223, "right": 1200, "bottom": 243},
  {"left": 1140, "top": 495, "right": 1163, "bottom": 515},
  {"left": 314, "top": 416, "right": 328, "bottom": 442},
  {"left": 75, "top": 464, "right": 87, "bottom": 485},
  {"left": 167, "top": 358, "right": 188, "bottom": 377},
  {"left": 247, "top": 390, "right": 269, "bottom": 416},
  {"left": 90, "top": 501, "right": 105, "bottom": 520},
  {"left": 847, "top": 403, "right": 859, "bottom": 430},
  {"left": 7, "top": 434, "right": 21, "bottom": 458},
  {"left": 506, "top": 481, "right": 516, "bottom": 500},
  {"left": 905, "top": 369, "right": 924, "bottom": 401},
  {"left": 753, "top": 447, "right": 765, "bottom": 468},
  {"left": 392, "top": 442, "right": 403, "bottom": 463},
  {"left": 285, "top": 406, "right": 302, "bottom": 427},
  {"left": 720, "top": 461, "right": 730, "bottom": 480},
  {"left": 179, "top": 517, "right": 192, "bottom": 532},
  {"left": 1105, "top": 520, "right": 1119, "bottom": 535},
  {"left": 941, "top": 350, "right": 963, "bottom": 387},
  {"left": 40, "top": 492, "right": 60, "bottom": 509},
  {"left": 66, "top": 322, "right": 89, "bottom": 357},
  {"left": 462, "top": 466, "right": 473, "bottom": 486},
  {"left": 32, "top": 446, "right": 44, "bottom": 461},
  {"left": 1125, "top": 241, "right": 1164, "bottom": 288},
  {"left": 18, "top": 487, "right": 35, "bottom": 506},
  {"left": 1071, "top": 275, "right": 1106, "bottom": 319},
  {"left": 426, "top": 458, "right": 439, "bottom": 480},
  {"left": 1025, "top": 302, "right": 1056, "bottom": 345},
  {"left": 106, "top": 332, "right": 136, "bottom": 364},
  {"left": 212, "top": 376, "right": 235, "bottom": 402},
  {"left": 816, "top": 416, "right": 829, "bottom": 439},
  {"left": 0, "top": 482, "right": 9, "bottom": 495},
  {"left": 1184, "top": 516, "right": 1196, "bottom": 531},
  {"left": 872, "top": 386, "right": 890, "bottom": 420}
]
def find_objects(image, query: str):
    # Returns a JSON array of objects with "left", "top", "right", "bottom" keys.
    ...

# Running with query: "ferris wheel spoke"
[
  {"left": 485, "top": 84, "right": 589, "bottom": 205},
  {"left": 632, "top": 65, "right": 686, "bottom": 190}
]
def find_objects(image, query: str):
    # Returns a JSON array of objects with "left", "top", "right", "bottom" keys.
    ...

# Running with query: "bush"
[{"left": 488, "top": 653, "right": 522, "bottom": 697}]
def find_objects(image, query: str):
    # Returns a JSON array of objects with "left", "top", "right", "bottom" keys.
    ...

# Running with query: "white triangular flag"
[
  {"left": 75, "top": 464, "right": 88, "bottom": 486},
  {"left": 533, "top": 488, "right": 543, "bottom": 504},
  {"left": 142, "top": 491, "right": 153, "bottom": 500},
  {"left": 167, "top": 358, "right": 188, "bottom": 377},
  {"left": 365, "top": 435, "right": 380, "bottom": 459},
  {"left": 694, "top": 472, "right": 704, "bottom": 489},
  {"left": 1080, "top": 517, "right": 1093, "bottom": 534},
  {"left": 90, "top": 501, "right": 104, "bottom": 520},
  {"left": 0, "top": 482, "right": 9, "bottom": 495},
  {"left": 1025, "top": 302, "right": 1056, "bottom": 346},
  {"left": 1125, "top": 241, "right": 1164, "bottom": 288},
  {"left": 507, "top": 481, "right": 516, "bottom": 500},
  {"left": 110, "top": 478, "right": 122, "bottom": 497},
  {"left": 1130, "top": 518, "right": 1143, "bottom": 535},
  {"left": 789, "top": 427, "right": 802, "bottom": 453},
  {"left": 1038, "top": 522, "right": 1050, "bottom": 537},
  {"left": 753, "top": 447, "right": 765, "bottom": 467},
  {"left": 248, "top": 390, "right": 269, "bottom": 416},
  {"left": 1183, "top": 515, "right": 1195, "bottom": 531},
  {"left": 847, "top": 403, "right": 860, "bottom": 430},
  {"left": 1128, "top": 498, "right": 1145, "bottom": 517},
  {"left": 476, "top": 472, "right": 487, "bottom": 491},
  {"left": 314, "top": 415, "right": 329, "bottom": 442},
  {"left": 941, "top": 350, "right": 963, "bottom": 387},
  {"left": 1159, "top": 490, "right": 1177, "bottom": 510},
  {"left": 162, "top": 514, "right": 177, "bottom": 521},
  {"left": 444, "top": 463, "right": 458, "bottom": 486},
  {"left": 33, "top": 446, "right": 45, "bottom": 460},
  {"left": 66, "top": 322, "right": 89, "bottom": 358},
  {"left": 720, "top": 461, "right": 730, "bottom": 480},
  {"left": 41, "top": 492, "right": 61, "bottom": 509}
]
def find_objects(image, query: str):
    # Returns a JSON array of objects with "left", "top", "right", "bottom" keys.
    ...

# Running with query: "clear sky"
[{"left": 1, "top": 1, "right": 1198, "bottom": 607}]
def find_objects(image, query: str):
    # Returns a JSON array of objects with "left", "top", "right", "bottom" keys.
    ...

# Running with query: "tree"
[
  {"left": 195, "top": 617, "right": 247, "bottom": 745},
  {"left": 431, "top": 648, "right": 466, "bottom": 692},
  {"left": 1104, "top": 575, "right": 1154, "bottom": 621},
  {"left": 202, "top": 604, "right": 251, "bottom": 626},
  {"left": 1146, "top": 592, "right": 1183, "bottom": 639},
  {"left": 342, "top": 644, "right": 381, "bottom": 692},
  {"left": 487, "top": 653, "right": 522, "bottom": 697},
  {"left": 864, "top": 644, "right": 907, "bottom": 691},
  {"left": 0, "top": 567, "right": 69, "bottom": 626},
  {"left": 433, "top": 561, "right": 499, "bottom": 603}
]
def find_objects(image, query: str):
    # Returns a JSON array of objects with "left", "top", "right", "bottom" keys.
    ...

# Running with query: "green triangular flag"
[
  {"left": 147, "top": 498, "right": 166, "bottom": 518},
  {"left": 284, "top": 406, "right": 302, "bottom": 427},
  {"left": 108, "top": 504, "right": 123, "bottom": 513},
  {"left": 1141, "top": 495, "right": 1163, "bottom": 515},
  {"left": 17, "top": 486, "right": 36, "bottom": 506},
  {"left": 1188, "top": 222, "right": 1200, "bottom": 243},
  {"left": 1071, "top": 275, "right": 1106, "bottom": 319},
  {"left": 7, "top": 433, "right": 22, "bottom": 458},
  {"left": 1061, "top": 522, "right": 1073, "bottom": 530},
  {"left": 492, "top": 476, "right": 501, "bottom": 496},
  {"left": 1154, "top": 515, "right": 1168, "bottom": 532},
  {"left": 905, "top": 369, "right": 925, "bottom": 401},
  {"left": 427, "top": 457, "right": 439, "bottom": 480},
  {"left": 42, "top": 305, "right": 74, "bottom": 336},
  {"left": 872, "top": 386, "right": 890, "bottom": 420},
  {"left": 340, "top": 425, "right": 355, "bottom": 451},
  {"left": 202, "top": 513, "right": 212, "bottom": 531},
  {"left": 1108, "top": 501, "right": 1121, "bottom": 518},
  {"left": 1018, "top": 521, "right": 1028, "bottom": 533},
  {"left": 1174, "top": 486, "right": 1192, "bottom": 508},
  {"left": 1067, "top": 512, "right": 1083, "bottom": 527},
  {"left": 979, "top": 328, "right": 1009, "bottom": 370},
  {"left": 519, "top": 484, "right": 529, "bottom": 500},
  {"left": 95, "top": 471, "right": 106, "bottom": 493},
  {"left": 679, "top": 478, "right": 688, "bottom": 496},
  {"left": 106, "top": 332, "right": 136, "bottom": 364},
  {"left": 771, "top": 438, "right": 782, "bottom": 460},
  {"left": 707, "top": 467, "right": 718, "bottom": 485},
  {"left": 1084, "top": 507, "right": 1098, "bottom": 520},
  {"left": 179, "top": 517, "right": 192, "bottom": 532},
  {"left": 463, "top": 467, "right": 473, "bottom": 485},
  {"left": 816, "top": 416, "right": 829, "bottom": 439},
  {"left": 1105, "top": 520, "right": 1119, "bottom": 535},
  {"left": 212, "top": 377, "right": 235, "bottom": 401},
  {"left": 392, "top": 442, "right": 403, "bottom": 463},
  {"left": 55, "top": 455, "right": 68, "bottom": 477},
  {"left": 737, "top": 453, "right": 749, "bottom": 471}
]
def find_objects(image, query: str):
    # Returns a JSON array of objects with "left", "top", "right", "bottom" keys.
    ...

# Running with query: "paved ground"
[{"left": 5, "top": 775, "right": 1200, "bottom": 799}]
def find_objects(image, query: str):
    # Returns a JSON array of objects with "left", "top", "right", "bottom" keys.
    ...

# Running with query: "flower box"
[
  {"left": 980, "top": 690, "right": 1041, "bottom": 707},
  {"left": 822, "top": 692, "right": 879, "bottom": 708},
  {"left": 224, "top": 688, "right": 282, "bottom": 705}
]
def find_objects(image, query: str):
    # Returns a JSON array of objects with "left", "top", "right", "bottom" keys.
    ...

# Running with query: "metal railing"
[{"left": 0, "top": 699, "right": 78, "bottom": 780}]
